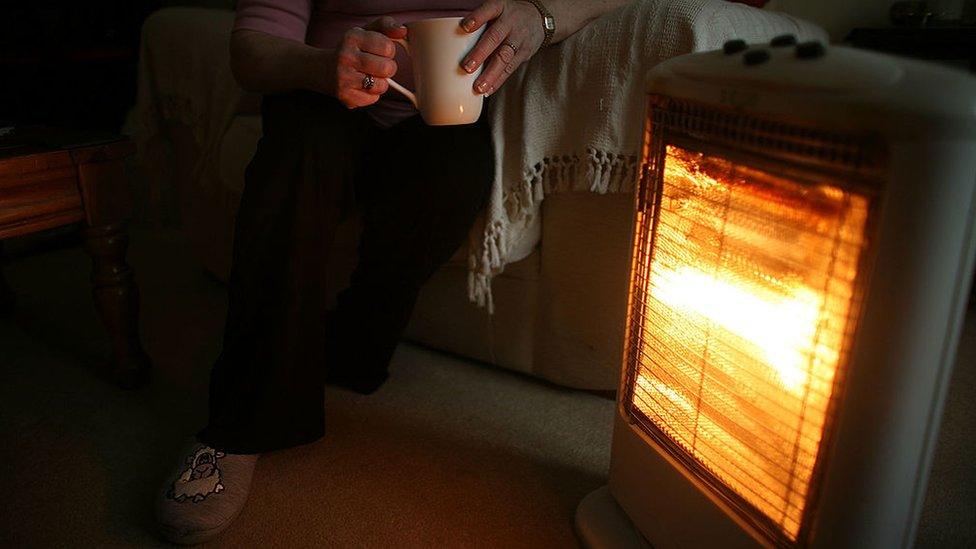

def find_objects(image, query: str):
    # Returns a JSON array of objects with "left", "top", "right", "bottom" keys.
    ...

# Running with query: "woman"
[{"left": 155, "top": 0, "right": 627, "bottom": 543}]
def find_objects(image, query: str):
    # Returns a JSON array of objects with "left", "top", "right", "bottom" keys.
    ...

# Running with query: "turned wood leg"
[
  {"left": 0, "top": 241, "right": 13, "bottom": 313},
  {"left": 82, "top": 223, "right": 150, "bottom": 388}
]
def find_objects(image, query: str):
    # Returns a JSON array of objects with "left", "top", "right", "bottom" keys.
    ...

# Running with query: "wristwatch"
[{"left": 525, "top": 0, "right": 556, "bottom": 48}]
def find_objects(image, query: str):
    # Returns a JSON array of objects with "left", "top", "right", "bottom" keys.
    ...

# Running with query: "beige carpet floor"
[
  {"left": 0, "top": 225, "right": 973, "bottom": 547},
  {"left": 0, "top": 226, "right": 613, "bottom": 548}
]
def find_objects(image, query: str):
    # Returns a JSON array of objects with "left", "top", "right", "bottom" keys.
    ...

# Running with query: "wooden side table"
[{"left": 0, "top": 135, "right": 151, "bottom": 388}]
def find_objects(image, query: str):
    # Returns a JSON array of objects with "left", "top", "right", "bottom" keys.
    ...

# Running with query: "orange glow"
[{"left": 629, "top": 145, "right": 870, "bottom": 540}]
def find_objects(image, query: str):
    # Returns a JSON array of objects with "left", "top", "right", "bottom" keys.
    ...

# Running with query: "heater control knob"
[
  {"left": 796, "top": 41, "right": 826, "bottom": 59},
  {"left": 770, "top": 34, "right": 797, "bottom": 47},
  {"left": 743, "top": 49, "right": 771, "bottom": 66},
  {"left": 723, "top": 39, "right": 748, "bottom": 55}
]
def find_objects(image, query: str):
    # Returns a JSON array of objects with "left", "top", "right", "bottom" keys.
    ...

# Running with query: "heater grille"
[{"left": 624, "top": 99, "right": 879, "bottom": 545}]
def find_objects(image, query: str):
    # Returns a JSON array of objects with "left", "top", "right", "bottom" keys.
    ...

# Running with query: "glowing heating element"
[{"left": 628, "top": 144, "right": 871, "bottom": 542}]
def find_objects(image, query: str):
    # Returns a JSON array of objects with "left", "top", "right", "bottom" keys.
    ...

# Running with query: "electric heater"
[{"left": 576, "top": 41, "right": 976, "bottom": 548}]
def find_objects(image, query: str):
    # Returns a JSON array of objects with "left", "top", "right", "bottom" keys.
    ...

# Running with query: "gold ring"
[{"left": 503, "top": 41, "right": 518, "bottom": 54}]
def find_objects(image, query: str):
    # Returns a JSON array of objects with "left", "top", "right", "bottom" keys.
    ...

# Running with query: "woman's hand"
[
  {"left": 333, "top": 17, "right": 406, "bottom": 109},
  {"left": 460, "top": 0, "right": 546, "bottom": 96}
]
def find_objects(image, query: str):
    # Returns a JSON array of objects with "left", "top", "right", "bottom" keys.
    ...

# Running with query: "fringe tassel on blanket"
[
  {"left": 467, "top": 147, "right": 639, "bottom": 313},
  {"left": 468, "top": 218, "right": 508, "bottom": 313},
  {"left": 586, "top": 149, "right": 640, "bottom": 194}
]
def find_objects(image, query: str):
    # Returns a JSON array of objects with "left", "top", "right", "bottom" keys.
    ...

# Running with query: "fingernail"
[
  {"left": 464, "top": 59, "right": 477, "bottom": 72},
  {"left": 461, "top": 18, "right": 474, "bottom": 31},
  {"left": 476, "top": 81, "right": 488, "bottom": 93}
]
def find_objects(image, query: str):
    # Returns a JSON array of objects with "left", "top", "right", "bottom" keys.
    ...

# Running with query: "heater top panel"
[
  {"left": 646, "top": 44, "right": 976, "bottom": 137},
  {"left": 670, "top": 43, "right": 902, "bottom": 94}
]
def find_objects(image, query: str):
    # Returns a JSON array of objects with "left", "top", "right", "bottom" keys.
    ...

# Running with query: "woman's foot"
[{"left": 155, "top": 441, "right": 259, "bottom": 545}]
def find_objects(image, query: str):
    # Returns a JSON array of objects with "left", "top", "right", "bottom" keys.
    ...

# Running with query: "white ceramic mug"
[{"left": 387, "top": 17, "right": 485, "bottom": 126}]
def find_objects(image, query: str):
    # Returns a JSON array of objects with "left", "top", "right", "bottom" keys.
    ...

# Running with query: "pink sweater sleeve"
[{"left": 234, "top": 0, "right": 312, "bottom": 43}]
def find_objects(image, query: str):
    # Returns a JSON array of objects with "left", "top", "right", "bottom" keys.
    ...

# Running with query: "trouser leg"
[
  {"left": 326, "top": 113, "right": 494, "bottom": 393},
  {"left": 200, "top": 93, "right": 371, "bottom": 454}
]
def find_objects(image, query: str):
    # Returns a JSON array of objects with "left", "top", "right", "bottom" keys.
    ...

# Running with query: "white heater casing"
[{"left": 584, "top": 45, "right": 976, "bottom": 548}]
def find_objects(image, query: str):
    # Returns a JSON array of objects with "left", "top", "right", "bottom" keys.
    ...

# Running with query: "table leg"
[
  {"left": 82, "top": 222, "right": 150, "bottom": 388},
  {"left": 0, "top": 242, "right": 13, "bottom": 313}
]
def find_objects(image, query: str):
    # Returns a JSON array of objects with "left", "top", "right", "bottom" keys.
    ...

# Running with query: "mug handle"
[{"left": 386, "top": 38, "right": 418, "bottom": 108}]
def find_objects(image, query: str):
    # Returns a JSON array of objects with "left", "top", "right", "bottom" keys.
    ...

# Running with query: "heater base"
[{"left": 575, "top": 485, "right": 653, "bottom": 549}]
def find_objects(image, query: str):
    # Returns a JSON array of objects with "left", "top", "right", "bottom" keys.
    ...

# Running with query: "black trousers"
[{"left": 198, "top": 92, "right": 493, "bottom": 454}]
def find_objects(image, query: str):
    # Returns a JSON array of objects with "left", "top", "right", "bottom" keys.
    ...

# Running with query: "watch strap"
[{"left": 524, "top": 0, "right": 555, "bottom": 48}]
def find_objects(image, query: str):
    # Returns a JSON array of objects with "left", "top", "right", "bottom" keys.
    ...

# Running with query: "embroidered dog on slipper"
[{"left": 167, "top": 446, "right": 226, "bottom": 503}]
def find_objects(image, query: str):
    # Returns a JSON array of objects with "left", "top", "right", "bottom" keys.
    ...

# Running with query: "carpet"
[{"left": 0, "top": 226, "right": 613, "bottom": 547}]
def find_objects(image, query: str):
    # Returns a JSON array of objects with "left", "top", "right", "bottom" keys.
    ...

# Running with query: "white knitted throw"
[{"left": 469, "top": 0, "right": 827, "bottom": 311}]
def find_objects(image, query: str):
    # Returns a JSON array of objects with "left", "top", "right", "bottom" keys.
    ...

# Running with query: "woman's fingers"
[
  {"left": 364, "top": 15, "right": 408, "bottom": 39},
  {"left": 345, "top": 27, "right": 397, "bottom": 57},
  {"left": 337, "top": 25, "right": 398, "bottom": 108},
  {"left": 338, "top": 45, "right": 396, "bottom": 78},
  {"left": 355, "top": 51, "right": 397, "bottom": 78},
  {"left": 462, "top": 11, "right": 513, "bottom": 73},
  {"left": 461, "top": 0, "right": 505, "bottom": 33},
  {"left": 473, "top": 30, "right": 527, "bottom": 95},
  {"left": 336, "top": 66, "right": 383, "bottom": 107},
  {"left": 461, "top": 0, "right": 545, "bottom": 82},
  {"left": 349, "top": 68, "right": 390, "bottom": 96},
  {"left": 336, "top": 23, "right": 401, "bottom": 108},
  {"left": 362, "top": 75, "right": 389, "bottom": 96},
  {"left": 463, "top": 1, "right": 546, "bottom": 94}
]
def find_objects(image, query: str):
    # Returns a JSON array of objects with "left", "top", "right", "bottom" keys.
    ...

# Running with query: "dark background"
[
  {"left": 0, "top": 1, "right": 234, "bottom": 132},
  {"left": 0, "top": 1, "right": 971, "bottom": 132}
]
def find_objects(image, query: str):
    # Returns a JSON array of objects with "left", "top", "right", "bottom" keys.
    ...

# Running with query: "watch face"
[{"left": 544, "top": 15, "right": 555, "bottom": 31}]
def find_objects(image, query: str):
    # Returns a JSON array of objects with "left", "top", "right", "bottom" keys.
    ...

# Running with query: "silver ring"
[
  {"left": 362, "top": 74, "right": 375, "bottom": 90},
  {"left": 503, "top": 41, "right": 518, "bottom": 55}
]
